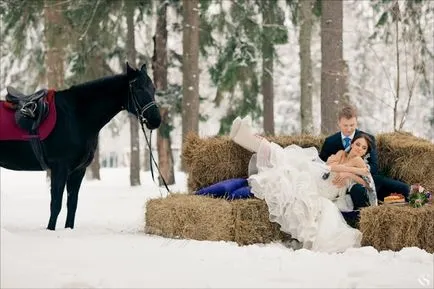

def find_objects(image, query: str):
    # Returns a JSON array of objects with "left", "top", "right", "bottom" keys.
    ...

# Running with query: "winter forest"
[{"left": 1, "top": 0, "right": 433, "bottom": 186}]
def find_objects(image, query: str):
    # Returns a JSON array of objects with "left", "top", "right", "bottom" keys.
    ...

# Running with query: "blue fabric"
[
  {"left": 343, "top": 137, "right": 351, "bottom": 149},
  {"left": 227, "top": 186, "right": 254, "bottom": 200},
  {"left": 195, "top": 178, "right": 253, "bottom": 200}
]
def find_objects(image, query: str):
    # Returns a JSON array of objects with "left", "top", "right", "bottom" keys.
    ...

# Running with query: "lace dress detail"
[{"left": 248, "top": 142, "right": 362, "bottom": 253}]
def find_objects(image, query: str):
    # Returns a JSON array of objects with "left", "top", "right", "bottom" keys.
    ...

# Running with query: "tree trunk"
[
  {"left": 262, "top": 7, "right": 274, "bottom": 136},
  {"left": 86, "top": 137, "right": 101, "bottom": 180},
  {"left": 44, "top": 0, "right": 66, "bottom": 179},
  {"left": 299, "top": 0, "right": 314, "bottom": 134},
  {"left": 320, "top": 0, "right": 348, "bottom": 135},
  {"left": 153, "top": 3, "right": 175, "bottom": 185},
  {"left": 44, "top": 0, "right": 65, "bottom": 90},
  {"left": 181, "top": 0, "right": 200, "bottom": 171},
  {"left": 125, "top": 0, "right": 141, "bottom": 186},
  {"left": 142, "top": 130, "right": 150, "bottom": 171},
  {"left": 85, "top": 55, "right": 104, "bottom": 181}
]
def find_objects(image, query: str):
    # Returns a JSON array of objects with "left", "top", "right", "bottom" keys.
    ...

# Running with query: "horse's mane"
[{"left": 67, "top": 74, "right": 126, "bottom": 95}]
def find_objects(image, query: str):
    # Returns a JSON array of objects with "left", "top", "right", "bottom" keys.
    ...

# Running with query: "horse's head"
[{"left": 126, "top": 62, "right": 161, "bottom": 130}]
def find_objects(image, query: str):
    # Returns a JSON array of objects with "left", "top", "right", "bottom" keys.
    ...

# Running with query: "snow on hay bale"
[
  {"left": 360, "top": 205, "right": 434, "bottom": 253},
  {"left": 145, "top": 194, "right": 284, "bottom": 245}
]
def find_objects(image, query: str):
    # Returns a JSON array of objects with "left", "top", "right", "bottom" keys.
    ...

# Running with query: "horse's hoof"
[{"left": 46, "top": 224, "right": 56, "bottom": 230}]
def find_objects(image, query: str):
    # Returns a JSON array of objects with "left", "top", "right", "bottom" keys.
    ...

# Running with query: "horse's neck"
[{"left": 63, "top": 74, "right": 128, "bottom": 134}]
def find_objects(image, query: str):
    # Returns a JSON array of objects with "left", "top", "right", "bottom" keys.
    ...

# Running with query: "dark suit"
[{"left": 319, "top": 129, "right": 409, "bottom": 209}]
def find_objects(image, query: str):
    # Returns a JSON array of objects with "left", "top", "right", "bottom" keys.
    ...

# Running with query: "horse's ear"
[
  {"left": 140, "top": 63, "right": 147, "bottom": 73},
  {"left": 126, "top": 62, "right": 135, "bottom": 74}
]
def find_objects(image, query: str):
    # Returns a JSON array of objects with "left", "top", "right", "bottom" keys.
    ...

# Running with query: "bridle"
[
  {"left": 128, "top": 78, "right": 158, "bottom": 126},
  {"left": 127, "top": 78, "right": 170, "bottom": 193}
]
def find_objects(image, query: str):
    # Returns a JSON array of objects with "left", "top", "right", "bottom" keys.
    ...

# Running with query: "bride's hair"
[{"left": 351, "top": 133, "right": 373, "bottom": 156}]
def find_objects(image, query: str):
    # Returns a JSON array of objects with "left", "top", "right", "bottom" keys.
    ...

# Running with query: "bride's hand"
[
  {"left": 356, "top": 167, "right": 370, "bottom": 176},
  {"left": 332, "top": 173, "right": 348, "bottom": 188}
]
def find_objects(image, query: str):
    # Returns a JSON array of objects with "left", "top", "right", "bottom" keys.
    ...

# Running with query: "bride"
[{"left": 229, "top": 116, "right": 376, "bottom": 253}]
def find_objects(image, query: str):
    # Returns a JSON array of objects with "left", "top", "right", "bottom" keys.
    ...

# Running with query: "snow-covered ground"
[{"left": 1, "top": 168, "right": 433, "bottom": 288}]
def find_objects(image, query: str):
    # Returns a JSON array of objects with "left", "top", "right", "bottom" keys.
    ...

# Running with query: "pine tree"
[{"left": 209, "top": 0, "right": 287, "bottom": 135}]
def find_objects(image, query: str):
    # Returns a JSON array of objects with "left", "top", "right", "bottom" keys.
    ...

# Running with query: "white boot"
[{"left": 229, "top": 116, "right": 264, "bottom": 153}]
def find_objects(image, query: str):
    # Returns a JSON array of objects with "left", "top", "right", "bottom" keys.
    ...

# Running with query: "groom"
[{"left": 319, "top": 105, "right": 410, "bottom": 209}]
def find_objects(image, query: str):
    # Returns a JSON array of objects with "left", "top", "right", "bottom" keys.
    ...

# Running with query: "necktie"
[{"left": 343, "top": 137, "right": 351, "bottom": 149}]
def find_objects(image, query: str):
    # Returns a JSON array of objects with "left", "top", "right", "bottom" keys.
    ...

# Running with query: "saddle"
[{"left": 5, "top": 86, "right": 50, "bottom": 132}]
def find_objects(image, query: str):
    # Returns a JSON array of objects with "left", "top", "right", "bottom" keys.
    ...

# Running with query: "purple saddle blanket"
[{"left": 195, "top": 178, "right": 253, "bottom": 200}]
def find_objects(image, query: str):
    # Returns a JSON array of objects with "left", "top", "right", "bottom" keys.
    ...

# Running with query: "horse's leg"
[
  {"left": 47, "top": 165, "right": 68, "bottom": 230},
  {"left": 65, "top": 168, "right": 86, "bottom": 229}
]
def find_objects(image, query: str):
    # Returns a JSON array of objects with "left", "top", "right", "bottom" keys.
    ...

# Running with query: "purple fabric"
[
  {"left": 227, "top": 186, "right": 253, "bottom": 200},
  {"left": 195, "top": 178, "right": 249, "bottom": 199}
]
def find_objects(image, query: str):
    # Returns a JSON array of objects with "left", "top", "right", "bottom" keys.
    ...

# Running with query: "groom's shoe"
[{"left": 229, "top": 116, "right": 264, "bottom": 153}]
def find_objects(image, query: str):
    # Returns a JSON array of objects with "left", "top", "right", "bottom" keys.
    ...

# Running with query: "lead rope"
[
  {"left": 140, "top": 122, "right": 171, "bottom": 193},
  {"left": 128, "top": 80, "right": 170, "bottom": 193}
]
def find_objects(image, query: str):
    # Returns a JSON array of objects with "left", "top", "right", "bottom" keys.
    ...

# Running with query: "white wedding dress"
[{"left": 248, "top": 141, "right": 363, "bottom": 253}]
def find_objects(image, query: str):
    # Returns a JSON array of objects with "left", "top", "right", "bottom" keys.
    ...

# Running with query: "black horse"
[{"left": 0, "top": 62, "right": 161, "bottom": 230}]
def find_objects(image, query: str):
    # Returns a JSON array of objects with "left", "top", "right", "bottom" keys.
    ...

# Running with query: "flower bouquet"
[{"left": 408, "top": 184, "right": 432, "bottom": 208}]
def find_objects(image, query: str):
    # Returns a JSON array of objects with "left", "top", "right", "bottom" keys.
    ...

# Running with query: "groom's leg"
[
  {"left": 373, "top": 175, "right": 410, "bottom": 201},
  {"left": 348, "top": 184, "right": 370, "bottom": 210}
]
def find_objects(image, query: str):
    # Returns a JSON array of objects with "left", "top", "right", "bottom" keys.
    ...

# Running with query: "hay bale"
[
  {"left": 359, "top": 205, "right": 434, "bottom": 253},
  {"left": 232, "top": 198, "right": 284, "bottom": 245},
  {"left": 145, "top": 194, "right": 433, "bottom": 252},
  {"left": 145, "top": 194, "right": 286, "bottom": 246},
  {"left": 145, "top": 194, "right": 235, "bottom": 242},
  {"left": 182, "top": 133, "right": 254, "bottom": 193},
  {"left": 376, "top": 131, "right": 434, "bottom": 192},
  {"left": 182, "top": 132, "right": 325, "bottom": 192},
  {"left": 268, "top": 134, "right": 326, "bottom": 151}
]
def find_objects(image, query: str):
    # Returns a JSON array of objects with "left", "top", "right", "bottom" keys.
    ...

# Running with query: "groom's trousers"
[
  {"left": 372, "top": 174, "right": 410, "bottom": 201},
  {"left": 348, "top": 175, "right": 410, "bottom": 210},
  {"left": 348, "top": 184, "right": 370, "bottom": 210}
]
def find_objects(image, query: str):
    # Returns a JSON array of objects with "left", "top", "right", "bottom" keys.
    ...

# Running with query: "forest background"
[{"left": 0, "top": 0, "right": 432, "bottom": 186}]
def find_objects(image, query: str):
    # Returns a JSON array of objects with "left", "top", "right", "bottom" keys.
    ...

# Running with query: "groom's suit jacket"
[{"left": 319, "top": 129, "right": 379, "bottom": 175}]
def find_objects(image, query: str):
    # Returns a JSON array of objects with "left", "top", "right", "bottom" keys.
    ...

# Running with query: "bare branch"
[
  {"left": 393, "top": 2, "right": 400, "bottom": 131},
  {"left": 366, "top": 44, "right": 396, "bottom": 99},
  {"left": 79, "top": 0, "right": 101, "bottom": 41}
]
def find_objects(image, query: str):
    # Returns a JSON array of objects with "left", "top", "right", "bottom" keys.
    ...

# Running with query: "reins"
[{"left": 128, "top": 80, "right": 171, "bottom": 193}]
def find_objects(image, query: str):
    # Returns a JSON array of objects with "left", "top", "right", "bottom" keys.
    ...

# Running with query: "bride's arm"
[
  {"left": 339, "top": 172, "right": 368, "bottom": 187},
  {"left": 326, "top": 150, "right": 344, "bottom": 165},
  {"left": 329, "top": 163, "right": 370, "bottom": 176},
  {"left": 330, "top": 156, "right": 370, "bottom": 176}
]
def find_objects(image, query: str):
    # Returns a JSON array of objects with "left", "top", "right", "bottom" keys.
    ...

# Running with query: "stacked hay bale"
[
  {"left": 146, "top": 133, "right": 324, "bottom": 245},
  {"left": 182, "top": 132, "right": 325, "bottom": 192},
  {"left": 181, "top": 133, "right": 254, "bottom": 193},
  {"left": 145, "top": 131, "right": 434, "bottom": 251},
  {"left": 376, "top": 131, "right": 434, "bottom": 192}
]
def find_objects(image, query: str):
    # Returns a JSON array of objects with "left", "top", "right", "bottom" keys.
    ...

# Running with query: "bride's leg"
[{"left": 229, "top": 116, "right": 265, "bottom": 153}]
